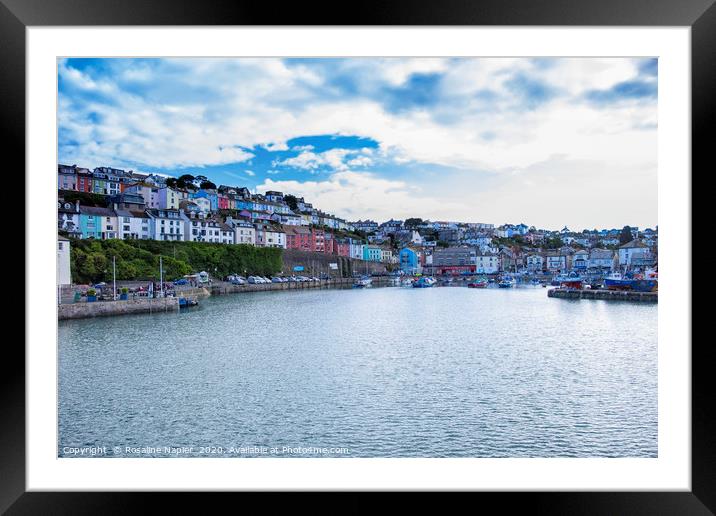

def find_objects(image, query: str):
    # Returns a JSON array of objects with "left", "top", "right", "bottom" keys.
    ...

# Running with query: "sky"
[{"left": 57, "top": 57, "right": 658, "bottom": 230}]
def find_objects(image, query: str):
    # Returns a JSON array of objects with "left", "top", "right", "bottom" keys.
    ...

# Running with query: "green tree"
[
  {"left": 542, "top": 236, "right": 563, "bottom": 249},
  {"left": 284, "top": 194, "right": 299, "bottom": 211},
  {"left": 619, "top": 226, "right": 633, "bottom": 245}
]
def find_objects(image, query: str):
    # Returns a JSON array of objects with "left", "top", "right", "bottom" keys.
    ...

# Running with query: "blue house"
[
  {"left": 190, "top": 189, "right": 219, "bottom": 211},
  {"left": 399, "top": 247, "right": 420, "bottom": 274},
  {"left": 363, "top": 245, "right": 383, "bottom": 262}
]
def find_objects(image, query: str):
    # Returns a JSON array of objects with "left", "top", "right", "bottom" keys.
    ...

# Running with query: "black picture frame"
[{"left": 4, "top": 0, "right": 712, "bottom": 512}]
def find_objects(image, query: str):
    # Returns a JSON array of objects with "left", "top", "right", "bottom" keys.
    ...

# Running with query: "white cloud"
[
  {"left": 274, "top": 148, "right": 374, "bottom": 172},
  {"left": 261, "top": 142, "right": 289, "bottom": 152},
  {"left": 257, "top": 171, "right": 468, "bottom": 222},
  {"left": 244, "top": 170, "right": 256, "bottom": 176}
]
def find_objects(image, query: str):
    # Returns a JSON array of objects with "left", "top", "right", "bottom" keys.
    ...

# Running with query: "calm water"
[{"left": 58, "top": 286, "right": 657, "bottom": 458}]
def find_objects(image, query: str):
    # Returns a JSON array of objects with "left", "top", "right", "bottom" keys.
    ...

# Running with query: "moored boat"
[
  {"left": 467, "top": 278, "right": 489, "bottom": 288},
  {"left": 353, "top": 275, "right": 373, "bottom": 288},
  {"left": 412, "top": 276, "right": 437, "bottom": 288},
  {"left": 558, "top": 271, "right": 584, "bottom": 290},
  {"left": 498, "top": 275, "right": 516, "bottom": 288}
]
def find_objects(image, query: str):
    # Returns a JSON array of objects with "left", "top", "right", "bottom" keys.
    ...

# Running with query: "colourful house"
[
  {"left": 399, "top": 247, "right": 421, "bottom": 274},
  {"left": 363, "top": 245, "right": 383, "bottom": 262},
  {"left": 190, "top": 190, "right": 219, "bottom": 211}
]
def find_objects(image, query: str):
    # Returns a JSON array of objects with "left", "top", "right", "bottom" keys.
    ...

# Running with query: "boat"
[
  {"left": 178, "top": 296, "right": 199, "bottom": 308},
  {"left": 498, "top": 275, "right": 516, "bottom": 288},
  {"left": 551, "top": 273, "right": 572, "bottom": 286},
  {"left": 634, "top": 267, "right": 658, "bottom": 292},
  {"left": 412, "top": 276, "right": 437, "bottom": 288},
  {"left": 467, "top": 277, "right": 489, "bottom": 288},
  {"left": 353, "top": 275, "right": 373, "bottom": 288},
  {"left": 558, "top": 271, "right": 584, "bottom": 290},
  {"left": 610, "top": 267, "right": 657, "bottom": 292}
]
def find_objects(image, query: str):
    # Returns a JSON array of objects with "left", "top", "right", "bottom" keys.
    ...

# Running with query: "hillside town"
[{"left": 58, "top": 164, "right": 658, "bottom": 280}]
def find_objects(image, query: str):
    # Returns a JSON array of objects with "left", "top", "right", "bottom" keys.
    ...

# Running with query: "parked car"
[
  {"left": 231, "top": 278, "right": 246, "bottom": 285},
  {"left": 247, "top": 276, "right": 261, "bottom": 284},
  {"left": 174, "top": 278, "right": 189, "bottom": 285}
]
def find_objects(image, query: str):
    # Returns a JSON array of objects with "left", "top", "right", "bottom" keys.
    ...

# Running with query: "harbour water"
[{"left": 58, "top": 286, "right": 657, "bottom": 458}]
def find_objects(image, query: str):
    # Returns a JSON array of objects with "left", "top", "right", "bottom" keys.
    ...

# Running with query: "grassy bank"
[{"left": 69, "top": 238, "right": 283, "bottom": 284}]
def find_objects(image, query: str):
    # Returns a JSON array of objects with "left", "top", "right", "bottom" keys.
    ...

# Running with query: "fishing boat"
[
  {"left": 603, "top": 271, "right": 635, "bottom": 291},
  {"left": 353, "top": 275, "right": 373, "bottom": 288},
  {"left": 551, "top": 273, "right": 572, "bottom": 286},
  {"left": 467, "top": 277, "right": 489, "bottom": 288},
  {"left": 412, "top": 276, "right": 437, "bottom": 288},
  {"left": 400, "top": 277, "right": 415, "bottom": 288},
  {"left": 498, "top": 275, "right": 516, "bottom": 288},
  {"left": 624, "top": 267, "right": 658, "bottom": 292},
  {"left": 558, "top": 271, "right": 584, "bottom": 290}
]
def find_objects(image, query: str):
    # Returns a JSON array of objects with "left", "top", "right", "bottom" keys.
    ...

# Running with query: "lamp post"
[
  {"left": 159, "top": 256, "right": 164, "bottom": 298},
  {"left": 113, "top": 255, "right": 117, "bottom": 300}
]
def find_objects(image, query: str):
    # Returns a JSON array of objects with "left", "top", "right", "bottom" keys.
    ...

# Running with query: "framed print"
[{"left": 4, "top": 0, "right": 713, "bottom": 512}]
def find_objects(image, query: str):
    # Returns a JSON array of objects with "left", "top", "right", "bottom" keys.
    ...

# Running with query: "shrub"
[{"left": 69, "top": 238, "right": 283, "bottom": 283}]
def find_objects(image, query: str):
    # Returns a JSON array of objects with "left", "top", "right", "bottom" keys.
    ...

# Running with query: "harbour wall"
[
  {"left": 58, "top": 297, "right": 180, "bottom": 320},
  {"left": 209, "top": 277, "right": 395, "bottom": 295},
  {"left": 281, "top": 249, "right": 389, "bottom": 277},
  {"left": 548, "top": 288, "right": 657, "bottom": 303}
]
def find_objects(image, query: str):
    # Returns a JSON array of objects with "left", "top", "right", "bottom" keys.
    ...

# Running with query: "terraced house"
[{"left": 146, "top": 208, "right": 184, "bottom": 241}]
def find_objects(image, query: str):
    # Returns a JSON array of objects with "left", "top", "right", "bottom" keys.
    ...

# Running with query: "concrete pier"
[
  {"left": 58, "top": 297, "right": 180, "bottom": 320},
  {"left": 548, "top": 288, "right": 657, "bottom": 303}
]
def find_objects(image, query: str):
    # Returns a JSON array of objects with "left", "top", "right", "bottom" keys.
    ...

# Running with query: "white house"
[
  {"left": 146, "top": 208, "right": 184, "bottom": 241},
  {"left": 57, "top": 236, "right": 72, "bottom": 286},
  {"left": 618, "top": 240, "right": 652, "bottom": 267},
  {"left": 380, "top": 247, "right": 393, "bottom": 264},
  {"left": 255, "top": 223, "right": 286, "bottom": 248},
  {"left": 271, "top": 212, "right": 303, "bottom": 226},
  {"left": 544, "top": 252, "right": 569, "bottom": 272},
  {"left": 474, "top": 252, "right": 499, "bottom": 274},
  {"left": 409, "top": 230, "right": 424, "bottom": 246},
  {"left": 588, "top": 248, "right": 615, "bottom": 270},
  {"left": 571, "top": 249, "right": 589, "bottom": 270},
  {"left": 193, "top": 197, "right": 212, "bottom": 213},
  {"left": 525, "top": 254, "right": 544, "bottom": 272},
  {"left": 225, "top": 217, "right": 256, "bottom": 245},
  {"left": 349, "top": 240, "right": 365, "bottom": 260},
  {"left": 58, "top": 200, "right": 81, "bottom": 238},
  {"left": 182, "top": 212, "right": 227, "bottom": 243},
  {"left": 115, "top": 209, "right": 150, "bottom": 240}
]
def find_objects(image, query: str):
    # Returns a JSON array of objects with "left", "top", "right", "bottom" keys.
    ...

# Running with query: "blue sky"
[{"left": 58, "top": 57, "right": 658, "bottom": 229}]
